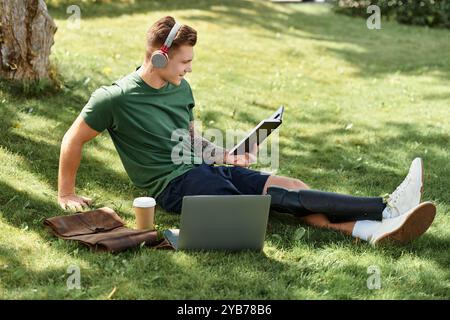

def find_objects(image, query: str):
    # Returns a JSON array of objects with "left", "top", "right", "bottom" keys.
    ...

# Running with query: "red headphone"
[{"left": 151, "top": 22, "right": 182, "bottom": 68}]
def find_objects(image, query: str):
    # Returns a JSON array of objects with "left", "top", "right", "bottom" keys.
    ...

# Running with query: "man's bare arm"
[
  {"left": 188, "top": 121, "right": 227, "bottom": 164},
  {"left": 58, "top": 116, "right": 100, "bottom": 210}
]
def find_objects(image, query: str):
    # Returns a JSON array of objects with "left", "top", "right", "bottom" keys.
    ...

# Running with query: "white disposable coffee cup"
[{"left": 133, "top": 197, "right": 156, "bottom": 230}]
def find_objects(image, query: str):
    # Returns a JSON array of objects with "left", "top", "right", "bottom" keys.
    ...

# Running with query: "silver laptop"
[{"left": 163, "top": 195, "right": 271, "bottom": 251}]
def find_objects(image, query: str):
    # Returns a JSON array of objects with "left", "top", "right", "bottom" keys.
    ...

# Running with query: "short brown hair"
[{"left": 145, "top": 16, "right": 197, "bottom": 62}]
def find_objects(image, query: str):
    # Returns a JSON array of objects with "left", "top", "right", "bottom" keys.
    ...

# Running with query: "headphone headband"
[{"left": 162, "top": 22, "right": 182, "bottom": 51}]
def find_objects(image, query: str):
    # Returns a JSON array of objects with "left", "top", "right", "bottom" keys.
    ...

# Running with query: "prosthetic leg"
[{"left": 267, "top": 186, "right": 386, "bottom": 223}]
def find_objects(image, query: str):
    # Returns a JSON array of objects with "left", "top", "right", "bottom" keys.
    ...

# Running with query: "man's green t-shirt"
[{"left": 80, "top": 70, "right": 198, "bottom": 198}]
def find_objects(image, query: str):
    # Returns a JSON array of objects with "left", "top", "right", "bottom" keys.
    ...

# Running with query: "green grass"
[{"left": 0, "top": 0, "right": 449, "bottom": 299}]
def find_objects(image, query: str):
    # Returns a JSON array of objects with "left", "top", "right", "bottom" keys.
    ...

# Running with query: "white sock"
[{"left": 352, "top": 220, "right": 381, "bottom": 241}]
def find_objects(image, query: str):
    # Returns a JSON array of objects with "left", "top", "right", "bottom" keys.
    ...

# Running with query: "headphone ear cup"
[{"left": 151, "top": 50, "right": 169, "bottom": 68}]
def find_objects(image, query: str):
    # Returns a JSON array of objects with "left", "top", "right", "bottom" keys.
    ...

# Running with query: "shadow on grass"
[
  {"left": 0, "top": 217, "right": 298, "bottom": 299},
  {"left": 0, "top": 176, "right": 296, "bottom": 298},
  {"left": 0, "top": 114, "right": 132, "bottom": 197},
  {"left": 336, "top": 261, "right": 449, "bottom": 298},
  {"left": 185, "top": 1, "right": 450, "bottom": 81},
  {"left": 46, "top": 0, "right": 450, "bottom": 81}
]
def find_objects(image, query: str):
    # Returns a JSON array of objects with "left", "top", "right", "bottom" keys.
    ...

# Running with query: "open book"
[{"left": 228, "top": 106, "right": 284, "bottom": 155}]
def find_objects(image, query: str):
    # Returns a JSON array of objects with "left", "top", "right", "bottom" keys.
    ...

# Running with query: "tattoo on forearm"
[{"left": 189, "top": 122, "right": 226, "bottom": 164}]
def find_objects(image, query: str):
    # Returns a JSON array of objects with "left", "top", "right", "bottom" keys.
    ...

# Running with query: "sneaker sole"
[
  {"left": 419, "top": 157, "right": 424, "bottom": 203},
  {"left": 373, "top": 202, "right": 436, "bottom": 245}
]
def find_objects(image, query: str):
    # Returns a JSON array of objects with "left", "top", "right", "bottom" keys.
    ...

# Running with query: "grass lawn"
[{"left": 0, "top": 0, "right": 449, "bottom": 299}]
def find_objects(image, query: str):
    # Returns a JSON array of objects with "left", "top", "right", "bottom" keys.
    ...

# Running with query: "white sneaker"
[
  {"left": 370, "top": 202, "right": 436, "bottom": 245},
  {"left": 382, "top": 157, "right": 423, "bottom": 219}
]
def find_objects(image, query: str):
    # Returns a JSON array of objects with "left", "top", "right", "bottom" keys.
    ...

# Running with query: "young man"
[{"left": 58, "top": 16, "right": 436, "bottom": 246}]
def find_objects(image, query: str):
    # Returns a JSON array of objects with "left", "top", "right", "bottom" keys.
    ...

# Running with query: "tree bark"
[{"left": 0, "top": 0, "right": 57, "bottom": 81}]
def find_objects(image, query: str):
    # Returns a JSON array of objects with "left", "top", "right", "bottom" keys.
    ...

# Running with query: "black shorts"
[{"left": 156, "top": 163, "right": 271, "bottom": 214}]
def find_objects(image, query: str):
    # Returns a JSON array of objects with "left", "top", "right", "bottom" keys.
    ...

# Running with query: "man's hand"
[
  {"left": 224, "top": 143, "right": 258, "bottom": 167},
  {"left": 58, "top": 193, "right": 93, "bottom": 212}
]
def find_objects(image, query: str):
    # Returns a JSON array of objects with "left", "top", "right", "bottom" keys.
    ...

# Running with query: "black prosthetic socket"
[{"left": 267, "top": 186, "right": 385, "bottom": 223}]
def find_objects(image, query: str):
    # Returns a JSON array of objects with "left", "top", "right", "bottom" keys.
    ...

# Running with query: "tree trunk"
[{"left": 0, "top": 0, "right": 57, "bottom": 81}]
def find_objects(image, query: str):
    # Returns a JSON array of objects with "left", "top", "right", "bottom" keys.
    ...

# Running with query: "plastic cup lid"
[{"left": 133, "top": 197, "right": 156, "bottom": 208}]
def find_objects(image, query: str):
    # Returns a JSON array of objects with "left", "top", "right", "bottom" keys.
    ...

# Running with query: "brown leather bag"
[{"left": 44, "top": 207, "right": 173, "bottom": 252}]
